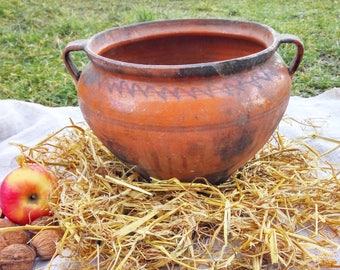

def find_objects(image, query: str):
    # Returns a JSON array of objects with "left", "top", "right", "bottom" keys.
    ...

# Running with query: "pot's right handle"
[
  {"left": 276, "top": 34, "right": 304, "bottom": 77},
  {"left": 62, "top": 39, "right": 89, "bottom": 84}
]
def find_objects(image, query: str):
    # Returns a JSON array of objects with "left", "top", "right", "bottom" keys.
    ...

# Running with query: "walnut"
[
  {"left": 0, "top": 219, "right": 29, "bottom": 251},
  {"left": 31, "top": 229, "right": 63, "bottom": 260},
  {"left": 0, "top": 243, "right": 36, "bottom": 270},
  {"left": 28, "top": 216, "right": 57, "bottom": 235}
]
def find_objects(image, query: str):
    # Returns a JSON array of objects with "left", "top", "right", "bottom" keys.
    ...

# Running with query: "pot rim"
[{"left": 84, "top": 19, "right": 281, "bottom": 77}]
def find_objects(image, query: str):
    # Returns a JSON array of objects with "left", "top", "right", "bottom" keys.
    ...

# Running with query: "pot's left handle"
[{"left": 62, "top": 39, "right": 89, "bottom": 84}]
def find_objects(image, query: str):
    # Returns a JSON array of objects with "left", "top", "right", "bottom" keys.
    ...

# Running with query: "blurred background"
[{"left": 0, "top": 0, "right": 339, "bottom": 106}]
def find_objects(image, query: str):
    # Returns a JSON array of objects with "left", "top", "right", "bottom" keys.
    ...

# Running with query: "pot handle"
[
  {"left": 276, "top": 34, "right": 304, "bottom": 77},
  {"left": 62, "top": 39, "right": 89, "bottom": 84}
]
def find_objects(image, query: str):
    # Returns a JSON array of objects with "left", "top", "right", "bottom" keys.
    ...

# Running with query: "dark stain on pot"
[
  {"left": 202, "top": 170, "right": 230, "bottom": 185},
  {"left": 218, "top": 128, "right": 254, "bottom": 162},
  {"left": 149, "top": 151, "right": 162, "bottom": 175},
  {"left": 103, "top": 139, "right": 131, "bottom": 166},
  {"left": 82, "top": 67, "right": 100, "bottom": 86}
]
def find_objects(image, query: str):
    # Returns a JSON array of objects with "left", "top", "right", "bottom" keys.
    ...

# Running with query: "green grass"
[{"left": 0, "top": 0, "right": 339, "bottom": 106}]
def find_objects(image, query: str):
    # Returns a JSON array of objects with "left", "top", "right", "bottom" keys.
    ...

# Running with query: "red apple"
[{"left": 0, "top": 164, "right": 58, "bottom": 225}]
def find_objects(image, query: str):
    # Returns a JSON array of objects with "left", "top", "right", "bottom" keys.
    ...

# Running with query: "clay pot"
[{"left": 63, "top": 19, "right": 303, "bottom": 184}]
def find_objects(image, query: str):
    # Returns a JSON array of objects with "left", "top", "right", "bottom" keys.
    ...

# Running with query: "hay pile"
[{"left": 16, "top": 124, "right": 339, "bottom": 269}]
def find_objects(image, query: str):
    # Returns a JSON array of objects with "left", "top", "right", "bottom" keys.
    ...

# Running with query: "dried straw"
[{"left": 13, "top": 123, "right": 340, "bottom": 269}]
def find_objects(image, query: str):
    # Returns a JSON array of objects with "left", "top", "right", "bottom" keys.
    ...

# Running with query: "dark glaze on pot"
[{"left": 63, "top": 19, "right": 303, "bottom": 184}]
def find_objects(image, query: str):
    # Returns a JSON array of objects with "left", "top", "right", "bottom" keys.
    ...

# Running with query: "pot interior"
[{"left": 99, "top": 34, "right": 267, "bottom": 65}]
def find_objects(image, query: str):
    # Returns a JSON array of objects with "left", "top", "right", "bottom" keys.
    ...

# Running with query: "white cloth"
[
  {"left": 0, "top": 101, "right": 85, "bottom": 180},
  {"left": 0, "top": 88, "right": 339, "bottom": 269}
]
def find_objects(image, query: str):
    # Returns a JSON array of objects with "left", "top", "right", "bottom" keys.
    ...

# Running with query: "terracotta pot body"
[{"left": 63, "top": 19, "right": 303, "bottom": 184}]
